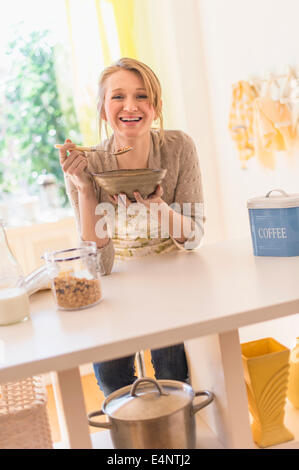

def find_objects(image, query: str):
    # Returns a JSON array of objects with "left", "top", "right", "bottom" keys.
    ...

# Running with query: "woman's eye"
[{"left": 111, "top": 94, "right": 148, "bottom": 100}]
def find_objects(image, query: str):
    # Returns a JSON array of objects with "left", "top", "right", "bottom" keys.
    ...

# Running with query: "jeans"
[{"left": 93, "top": 343, "right": 189, "bottom": 397}]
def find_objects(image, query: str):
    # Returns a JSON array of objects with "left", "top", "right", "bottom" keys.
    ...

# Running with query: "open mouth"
[{"left": 119, "top": 117, "right": 142, "bottom": 122}]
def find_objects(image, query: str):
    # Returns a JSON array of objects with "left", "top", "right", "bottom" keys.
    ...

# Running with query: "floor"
[{"left": 46, "top": 350, "right": 155, "bottom": 443}]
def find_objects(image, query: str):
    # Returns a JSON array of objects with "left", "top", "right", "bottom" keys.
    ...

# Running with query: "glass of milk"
[
  {"left": 0, "top": 220, "right": 31, "bottom": 325},
  {"left": 0, "top": 281, "right": 30, "bottom": 326}
]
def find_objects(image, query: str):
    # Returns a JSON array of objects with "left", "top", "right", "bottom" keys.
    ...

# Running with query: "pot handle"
[
  {"left": 87, "top": 409, "right": 112, "bottom": 429},
  {"left": 131, "top": 377, "right": 168, "bottom": 397},
  {"left": 192, "top": 390, "right": 214, "bottom": 415}
]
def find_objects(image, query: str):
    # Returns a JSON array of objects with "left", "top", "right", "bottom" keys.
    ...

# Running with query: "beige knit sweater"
[{"left": 64, "top": 129, "right": 204, "bottom": 275}]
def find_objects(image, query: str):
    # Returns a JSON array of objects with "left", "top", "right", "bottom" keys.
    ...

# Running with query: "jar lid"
[
  {"left": 247, "top": 188, "right": 299, "bottom": 209},
  {"left": 43, "top": 241, "right": 97, "bottom": 263},
  {"left": 103, "top": 378, "right": 193, "bottom": 421}
]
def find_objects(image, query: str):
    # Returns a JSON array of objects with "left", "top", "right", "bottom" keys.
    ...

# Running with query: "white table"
[{"left": 1, "top": 238, "right": 299, "bottom": 449}]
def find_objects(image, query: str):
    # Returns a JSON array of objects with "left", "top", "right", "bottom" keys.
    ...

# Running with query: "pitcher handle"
[{"left": 192, "top": 390, "right": 214, "bottom": 415}]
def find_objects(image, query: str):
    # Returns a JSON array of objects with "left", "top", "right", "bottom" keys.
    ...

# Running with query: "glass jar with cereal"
[{"left": 43, "top": 241, "right": 102, "bottom": 310}]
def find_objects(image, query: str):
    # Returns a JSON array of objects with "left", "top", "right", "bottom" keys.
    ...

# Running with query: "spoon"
[{"left": 55, "top": 144, "right": 133, "bottom": 156}]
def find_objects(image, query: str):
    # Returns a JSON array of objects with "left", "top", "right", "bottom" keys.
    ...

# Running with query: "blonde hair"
[{"left": 97, "top": 57, "right": 164, "bottom": 143}]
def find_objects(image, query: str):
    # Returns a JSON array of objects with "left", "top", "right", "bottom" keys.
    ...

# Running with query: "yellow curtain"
[
  {"left": 63, "top": 0, "right": 105, "bottom": 144},
  {"left": 62, "top": 0, "right": 180, "bottom": 143},
  {"left": 63, "top": 0, "right": 139, "bottom": 144},
  {"left": 108, "top": 0, "right": 137, "bottom": 58}
]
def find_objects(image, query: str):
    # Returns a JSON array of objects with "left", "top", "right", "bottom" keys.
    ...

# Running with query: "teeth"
[{"left": 120, "top": 117, "right": 142, "bottom": 122}]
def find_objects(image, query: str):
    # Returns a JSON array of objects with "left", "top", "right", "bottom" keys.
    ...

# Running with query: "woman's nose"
[{"left": 123, "top": 99, "right": 138, "bottom": 112}]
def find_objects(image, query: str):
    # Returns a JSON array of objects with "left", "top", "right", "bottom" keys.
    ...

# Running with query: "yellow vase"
[
  {"left": 287, "top": 337, "right": 299, "bottom": 408},
  {"left": 241, "top": 337, "right": 294, "bottom": 448}
]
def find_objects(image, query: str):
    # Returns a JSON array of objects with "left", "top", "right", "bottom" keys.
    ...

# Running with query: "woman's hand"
[
  {"left": 59, "top": 138, "right": 93, "bottom": 192},
  {"left": 134, "top": 184, "right": 164, "bottom": 209},
  {"left": 108, "top": 184, "right": 165, "bottom": 209}
]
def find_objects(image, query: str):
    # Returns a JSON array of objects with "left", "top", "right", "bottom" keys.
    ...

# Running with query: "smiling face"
[{"left": 102, "top": 69, "right": 156, "bottom": 142}]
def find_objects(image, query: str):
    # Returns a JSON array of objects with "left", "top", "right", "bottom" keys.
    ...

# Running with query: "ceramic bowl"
[{"left": 91, "top": 168, "right": 167, "bottom": 201}]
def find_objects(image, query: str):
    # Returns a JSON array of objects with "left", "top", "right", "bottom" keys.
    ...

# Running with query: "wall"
[
  {"left": 197, "top": 0, "right": 299, "bottom": 241},
  {"left": 132, "top": 0, "right": 225, "bottom": 244},
  {"left": 143, "top": 0, "right": 299, "bottom": 244},
  {"left": 155, "top": 0, "right": 299, "bottom": 404}
]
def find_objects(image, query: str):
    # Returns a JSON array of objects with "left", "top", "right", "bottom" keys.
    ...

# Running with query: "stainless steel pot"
[{"left": 88, "top": 377, "right": 214, "bottom": 449}]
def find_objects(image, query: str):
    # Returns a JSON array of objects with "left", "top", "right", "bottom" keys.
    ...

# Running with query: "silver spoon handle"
[
  {"left": 55, "top": 144, "right": 106, "bottom": 152},
  {"left": 55, "top": 144, "right": 132, "bottom": 155}
]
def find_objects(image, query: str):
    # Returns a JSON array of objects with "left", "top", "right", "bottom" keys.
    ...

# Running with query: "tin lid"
[
  {"left": 103, "top": 377, "right": 193, "bottom": 421},
  {"left": 247, "top": 188, "right": 299, "bottom": 209}
]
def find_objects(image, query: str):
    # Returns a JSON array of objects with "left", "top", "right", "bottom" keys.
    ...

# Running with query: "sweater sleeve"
[
  {"left": 64, "top": 174, "right": 115, "bottom": 275},
  {"left": 171, "top": 132, "right": 204, "bottom": 250}
]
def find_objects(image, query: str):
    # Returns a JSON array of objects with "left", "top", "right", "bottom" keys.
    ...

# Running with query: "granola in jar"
[
  {"left": 53, "top": 270, "right": 102, "bottom": 310},
  {"left": 43, "top": 242, "right": 102, "bottom": 311}
]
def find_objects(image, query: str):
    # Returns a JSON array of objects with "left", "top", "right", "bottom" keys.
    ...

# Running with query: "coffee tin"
[{"left": 247, "top": 189, "right": 299, "bottom": 256}]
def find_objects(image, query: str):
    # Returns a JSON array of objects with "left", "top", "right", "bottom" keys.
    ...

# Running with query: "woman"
[{"left": 59, "top": 57, "right": 204, "bottom": 397}]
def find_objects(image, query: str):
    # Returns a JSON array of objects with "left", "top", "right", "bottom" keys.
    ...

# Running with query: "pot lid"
[
  {"left": 103, "top": 377, "right": 194, "bottom": 421},
  {"left": 247, "top": 188, "right": 299, "bottom": 209}
]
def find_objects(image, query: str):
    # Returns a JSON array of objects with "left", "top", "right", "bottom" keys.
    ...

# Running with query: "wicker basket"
[{"left": 0, "top": 375, "right": 53, "bottom": 449}]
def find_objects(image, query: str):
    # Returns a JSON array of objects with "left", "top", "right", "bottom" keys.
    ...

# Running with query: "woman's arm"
[
  {"left": 170, "top": 132, "right": 204, "bottom": 250},
  {"left": 65, "top": 176, "right": 115, "bottom": 275},
  {"left": 133, "top": 132, "right": 204, "bottom": 250},
  {"left": 60, "top": 139, "right": 115, "bottom": 275},
  {"left": 78, "top": 186, "right": 110, "bottom": 249},
  {"left": 158, "top": 200, "right": 200, "bottom": 246},
  {"left": 133, "top": 185, "right": 200, "bottom": 246}
]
